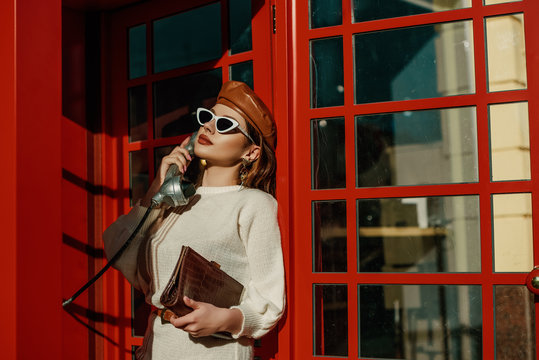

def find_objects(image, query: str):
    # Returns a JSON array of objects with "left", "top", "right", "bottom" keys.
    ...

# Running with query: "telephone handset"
[{"left": 151, "top": 132, "right": 198, "bottom": 207}]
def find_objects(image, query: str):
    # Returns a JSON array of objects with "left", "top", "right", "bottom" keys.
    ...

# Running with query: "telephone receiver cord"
[{"left": 62, "top": 203, "right": 156, "bottom": 307}]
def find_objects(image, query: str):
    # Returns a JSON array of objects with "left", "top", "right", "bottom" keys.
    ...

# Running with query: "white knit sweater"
[{"left": 102, "top": 185, "right": 286, "bottom": 359}]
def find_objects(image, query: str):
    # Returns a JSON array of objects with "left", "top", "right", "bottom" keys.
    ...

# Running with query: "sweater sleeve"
[
  {"left": 230, "top": 192, "right": 286, "bottom": 339},
  {"left": 102, "top": 202, "right": 162, "bottom": 290}
]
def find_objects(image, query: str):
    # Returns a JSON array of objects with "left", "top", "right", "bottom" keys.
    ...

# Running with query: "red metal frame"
[
  {"left": 288, "top": 0, "right": 539, "bottom": 358},
  {"left": 103, "top": 0, "right": 284, "bottom": 358}
]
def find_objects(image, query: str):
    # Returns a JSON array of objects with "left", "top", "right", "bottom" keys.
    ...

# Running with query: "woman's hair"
[{"left": 186, "top": 120, "right": 277, "bottom": 196}]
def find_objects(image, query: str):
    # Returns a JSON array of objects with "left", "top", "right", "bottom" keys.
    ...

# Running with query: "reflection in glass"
[
  {"left": 311, "top": 117, "right": 345, "bottom": 189},
  {"left": 153, "top": 3, "right": 222, "bottom": 73},
  {"left": 230, "top": 61, "right": 254, "bottom": 90},
  {"left": 353, "top": 0, "right": 471, "bottom": 22},
  {"left": 492, "top": 193, "right": 533, "bottom": 272},
  {"left": 128, "top": 85, "right": 147, "bottom": 142},
  {"left": 354, "top": 20, "right": 475, "bottom": 104},
  {"left": 129, "top": 149, "right": 148, "bottom": 206},
  {"left": 132, "top": 287, "right": 151, "bottom": 337},
  {"left": 310, "top": 37, "right": 344, "bottom": 108},
  {"left": 154, "top": 145, "right": 175, "bottom": 176},
  {"left": 313, "top": 200, "right": 347, "bottom": 272},
  {"left": 153, "top": 68, "right": 222, "bottom": 139},
  {"left": 486, "top": 14, "right": 527, "bottom": 92},
  {"left": 359, "top": 285, "right": 482, "bottom": 359},
  {"left": 489, "top": 102, "right": 530, "bottom": 181},
  {"left": 310, "top": 0, "right": 342, "bottom": 28},
  {"left": 128, "top": 24, "right": 146, "bottom": 79},
  {"left": 495, "top": 285, "right": 536, "bottom": 360},
  {"left": 357, "top": 196, "right": 480, "bottom": 272},
  {"left": 229, "top": 0, "right": 252, "bottom": 54},
  {"left": 356, "top": 107, "right": 478, "bottom": 187},
  {"left": 485, "top": 0, "right": 522, "bottom": 7},
  {"left": 313, "top": 284, "right": 348, "bottom": 356}
]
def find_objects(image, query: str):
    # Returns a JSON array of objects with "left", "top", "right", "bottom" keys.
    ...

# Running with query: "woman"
[{"left": 102, "top": 80, "right": 286, "bottom": 359}]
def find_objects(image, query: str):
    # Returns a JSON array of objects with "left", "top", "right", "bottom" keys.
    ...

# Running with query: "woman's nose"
[{"left": 202, "top": 119, "right": 215, "bottom": 133}]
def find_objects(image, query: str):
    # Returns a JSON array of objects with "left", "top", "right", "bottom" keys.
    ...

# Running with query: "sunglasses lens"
[
  {"left": 216, "top": 118, "right": 235, "bottom": 132},
  {"left": 198, "top": 109, "right": 214, "bottom": 124}
]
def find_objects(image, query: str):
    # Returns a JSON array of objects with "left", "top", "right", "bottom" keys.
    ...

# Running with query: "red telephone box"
[{"left": 3, "top": 0, "right": 539, "bottom": 359}]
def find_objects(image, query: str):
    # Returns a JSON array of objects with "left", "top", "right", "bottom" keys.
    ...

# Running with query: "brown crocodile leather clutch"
[{"left": 160, "top": 246, "right": 244, "bottom": 317}]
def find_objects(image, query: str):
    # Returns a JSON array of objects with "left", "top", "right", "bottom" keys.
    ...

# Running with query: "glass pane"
[
  {"left": 489, "top": 102, "right": 530, "bottom": 181},
  {"left": 485, "top": 0, "right": 521, "bottom": 6},
  {"left": 153, "top": 3, "right": 222, "bottom": 74},
  {"left": 153, "top": 68, "right": 222, "bottom": 139},
  {"left": 128, "top": 24, "right": 147, "bottom": 79},
  {"left": 354, "top": 0, "right": 471, "bottom": 22},
  {"left": 313, "top": 200, "right": 347, "bottom": 272},
  {"left": 358, "top": 196, "right": 481, "bottom": 272},
  {"left": 311, "top": 117, "right": 345, "bottom": 189},
  {"left": 356, "top": 107, "right": 478, "bottom": 187},
  {"left": 486, "top": 14, "right": 527, "bottom": 92},
  {"left": 495, "top": 285, "right": 536, "bottom": 360},
  {"left": 310, "top": 0, "right": 342, "bottom": 28},
  {"left": 313, "top": 284, "right": 348, "bottom": 356},
  {"left": 492, "top": 193, "right": 533, "bottom": 272},
  {"left": 229, "top": 0, "right": 252, "bottom": 54},
  {"left": 129, "top": 149, "right": 148, "bottom": 206},
  {"left": 230, "top": 61, "right": 254, "bottom": 90},
  {"left": 128, "top": 85, "right": 147, "bottom": 142},
  {"left": 154, "top": 145, "right": 175, "bottom": 176},
  {"left": 310, "top": 36, "right": 344, "bottom": 108},
  {"left": 359, "top": 284, "right": 482, "bottom": 359},
  {"left": 132, "top": 287, "right": 151, "bottom": 337},
  {"left": 354, "top": 20, "right": 475, "bottom": 104}
]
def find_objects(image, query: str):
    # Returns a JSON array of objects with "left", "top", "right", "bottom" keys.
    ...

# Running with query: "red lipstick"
[{"left": 198, "top": 134, "right": 213, "bottom": 145}]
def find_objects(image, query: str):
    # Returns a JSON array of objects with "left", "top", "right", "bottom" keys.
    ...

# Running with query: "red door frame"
[
  {"left": 0, "top": 0, "right": 63, "bottom": 358},
  {"left": 102, "top": 0, "right": 291, "bottom": 358},
  {"left": 287, "top": 0, "right": 539, "bottom": 358}
]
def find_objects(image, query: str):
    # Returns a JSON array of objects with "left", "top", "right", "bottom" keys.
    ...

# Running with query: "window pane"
[
  {"left": 354, "top": 20, "right": 475, "bottom": 104},
  {"left": 230, "top": 61, "right": 254, "bottom": 90},
  {"left": 153, "top": 3, "right": 222, "bottom": 73},
  {"left": 353, "top": 0, "right": 471, "bottom": 22},
  {"left": 492, "top": 193, "right": 533, "bottom": 272},
  {"left": 486, "top": 14, "right": 527, "bottom": 92},
  {"left": 489, "top": 102, "right": 530, "bottom": 181},
  {"left": 313, "top": 284, "right": 348, "bottom": 356},
  {"left": 356, "top": 107, "right": 478, "bottom": 187},
  {"left": 229, "top": 0, "right": 252, "bottom": 54},
  {"left": 311, "top": 117, "right": 345, "bottom": 189},
  {"left": 495, "top": 285, "right": 536, "bottom": 360},
  {"left": 128, "top": 85, "right": 147, "bottom": 142},
  {"left": 359, "top": 285, "right": 482, "bottom": 359},
  {"left": 132, "top": 287, "right": 151, "bottom": 337},
  {"left": 310, "top": 0, "right": 342, "bottom": 28},
  {"left": 357, "top": 196, "right": 481, "bottom": 272},
  {"left": 310, "top": 36, "right": 344, "bottom": 108},
  {"left": 129, "top": 149, "right": 148, "bottom": 206},
  {"left": 153, "top": 68, "right": 222, "bottom": 139},
  {"left": 485, "top": 0, "right": 521, "bottom": 5},
  {"left": 154, "top": 145, "right": 175, "bottom": 176},
  {"left": 313, "top": 200, "right": 347, "bottom": 272},
  {"left": 128, "top": 24, "right": 147, "bottom": 79}
]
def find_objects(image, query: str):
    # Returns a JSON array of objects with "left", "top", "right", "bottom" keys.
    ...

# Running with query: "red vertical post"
[
  {"left": 0, "top": 0, "right": 17, "bottom": 358},
  {"left": 15, "top": 0, "right": 62, "bottom": 358}
]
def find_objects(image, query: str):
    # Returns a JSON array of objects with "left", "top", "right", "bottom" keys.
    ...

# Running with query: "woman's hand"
[
  {"left": 140, "top": 135, "right": 194, "bottom": 207},
  {"left": 169, "top": 296, "right": 243, "bottom": 338}
]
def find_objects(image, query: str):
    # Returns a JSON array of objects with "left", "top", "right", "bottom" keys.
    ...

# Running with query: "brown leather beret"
[{"left": 216, "top": 80, "right": 276, "bottom": 150}]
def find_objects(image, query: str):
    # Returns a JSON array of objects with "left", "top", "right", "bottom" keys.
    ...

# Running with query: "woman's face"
[{"left": 193, "top": 103, "right": 256, "bottom": 166}]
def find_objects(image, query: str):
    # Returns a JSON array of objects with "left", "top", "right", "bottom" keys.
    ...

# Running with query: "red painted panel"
[
  {"left": 15, "top": 0, "right": 63, "bottom": 358},
  {"left": 0, "top": 0, "right": 17, "bottom": 358}
]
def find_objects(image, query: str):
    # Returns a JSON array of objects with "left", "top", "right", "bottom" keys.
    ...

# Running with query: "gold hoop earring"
[
  {"left": 200, "top": 159, "right": 207, "bottom": 167},
  {"left": 239, "top": 158, "right": 251, "bottom": 187}
]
